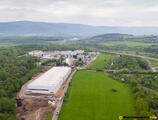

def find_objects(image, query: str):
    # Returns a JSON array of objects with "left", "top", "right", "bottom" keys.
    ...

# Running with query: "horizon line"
[{"left": 0, "top": 20, "right": 158, "bottom": 28}]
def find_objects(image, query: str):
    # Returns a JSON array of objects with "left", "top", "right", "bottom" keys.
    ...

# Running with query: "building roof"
[{"left": 28, "top": 67, "right": 71, "bottom": 87}]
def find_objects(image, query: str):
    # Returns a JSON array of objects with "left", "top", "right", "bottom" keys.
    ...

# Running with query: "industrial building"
[
  {"left": 26, "top": 67, "right": 71, "bottom": 94},
  {"left": 65, "top": 58, "right": 74, "bottom": 66}
]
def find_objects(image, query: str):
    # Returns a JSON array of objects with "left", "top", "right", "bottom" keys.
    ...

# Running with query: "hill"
[
  {"left": 90, "top": 33, "right": 132, "bottom": 42},
  {"left": 1, "top": 21, "right": 158, "bottom": 36},
  {"left": 89, "top": 33, "right": 158, "bottom": 43}
]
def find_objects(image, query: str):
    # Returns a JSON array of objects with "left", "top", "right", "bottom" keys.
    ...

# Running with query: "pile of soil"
[{"left": 16, "top": 98, "right": 55, "bottom": 120}]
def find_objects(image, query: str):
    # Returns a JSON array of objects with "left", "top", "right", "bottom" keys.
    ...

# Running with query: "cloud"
[{"left": 0, "top": 0, "right": 157, "bottom": 26}]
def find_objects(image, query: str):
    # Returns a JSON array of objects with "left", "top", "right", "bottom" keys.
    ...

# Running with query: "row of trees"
[{"left": 109, "top": 55, "right": 149, "bottom": 72}]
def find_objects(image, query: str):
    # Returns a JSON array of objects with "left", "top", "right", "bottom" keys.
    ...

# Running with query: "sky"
[{"left": 0, "top": 0, "right": 158, "bottom": 26}]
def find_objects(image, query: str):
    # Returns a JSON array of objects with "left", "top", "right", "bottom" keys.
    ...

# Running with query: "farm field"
[
  {"left": 58, "top": 71, "right": 136, "bottom": 120},
  {"left": 87, "top": 54, "right": 114, "bottom": 70},
  {"left": 100, "top": 41, "right": 155, "bottom": 47}
]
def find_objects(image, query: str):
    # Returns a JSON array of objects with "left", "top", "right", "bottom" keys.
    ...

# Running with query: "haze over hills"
[{"left": 1, "top": 21, "right": 158, "bottom": 36}]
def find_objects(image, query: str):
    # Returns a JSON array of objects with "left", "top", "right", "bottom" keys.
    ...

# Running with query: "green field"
[
  {"left": 150, "top": 60, "right": 158, "bottom": 67},
  {"left": 87, "top": 54, "right": 114, "bottom": 70},
  {"left": 100, "top": 41, "right": 154, "bottom": 47},
  {"left": 58, "top": 71, "right": 136, "bottom": 120}
]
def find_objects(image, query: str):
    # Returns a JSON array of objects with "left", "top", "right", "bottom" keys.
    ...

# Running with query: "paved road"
[
  {"left": 103, "top": 51, "right": 158, "bottom": 72},
  {"left": 144, "top": 57, "right": 157, "bottom": 72},
  {"left": 122, "top": 53, "right": 158, "bottom": 72},
  {"left": 52, "top": 69, "right": 77, "bottom": 120}
]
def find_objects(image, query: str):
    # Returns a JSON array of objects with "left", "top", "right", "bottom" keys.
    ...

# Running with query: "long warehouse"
[{"left": 26, "top": 67, "right": 71, "bottom": 94}]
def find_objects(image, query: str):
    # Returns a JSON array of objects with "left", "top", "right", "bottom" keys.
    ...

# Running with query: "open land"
[{"left": 58, "top": 70, "right": 136, "bottom": 120}]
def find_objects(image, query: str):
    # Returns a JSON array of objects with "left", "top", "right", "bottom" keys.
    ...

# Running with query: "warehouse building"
[{"left": 26, "top": 67, "right": 71, "bottom": 94}]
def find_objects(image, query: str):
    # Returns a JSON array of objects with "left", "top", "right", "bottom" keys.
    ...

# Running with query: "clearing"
[{"left": 58, "top": 71, "right": 136, "bottom": 120}]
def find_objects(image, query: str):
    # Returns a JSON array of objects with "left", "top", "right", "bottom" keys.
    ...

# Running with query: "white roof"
[
  {"left": 28, "top": 67, "right": 71, "bottom": 87},
  {"left": 66, "top": 58, "right": 74, "bottom": 66}
]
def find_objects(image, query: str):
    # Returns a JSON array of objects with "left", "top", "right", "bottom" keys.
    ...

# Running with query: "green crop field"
[
  {"left": 58, "top": 71, "right": 136, "bottom": 120},
  {"left": 87, "top": 54, "right": 114, "bottom": 70},
  {"left": 100, "top": 41, "right": 154, "bottom": 47}
]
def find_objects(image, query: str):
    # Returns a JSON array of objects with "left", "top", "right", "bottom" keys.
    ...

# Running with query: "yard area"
[{"left": 58, "top": 71, "right": 136, "bottom": 120}]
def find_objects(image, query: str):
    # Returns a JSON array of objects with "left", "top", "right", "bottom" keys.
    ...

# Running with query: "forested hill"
[
  {"left": 90, "top": 33, "right": 133, "bottom": 42},
  {"left": 1, "top": 21, "right": 158, "bottom": 36},
  {"left": 89, "top": 33, "right": 158, "bottom": 43}
]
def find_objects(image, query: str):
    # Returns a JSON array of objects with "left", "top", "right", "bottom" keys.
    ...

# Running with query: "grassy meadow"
[
  {"left": 87, "top": 54, "right": 114, "bottom": 70},
  {"left": 58, "top": 71, "right": 136, "bottom": 120}
]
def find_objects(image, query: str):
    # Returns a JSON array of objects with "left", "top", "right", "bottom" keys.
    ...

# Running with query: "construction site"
[{"left": 16, "top": 66, "right": 76, "bottom": 120}]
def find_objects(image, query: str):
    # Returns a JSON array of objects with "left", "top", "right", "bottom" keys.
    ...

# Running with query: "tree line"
[{"left": 0, "top": 47, "right": 41, "bottom": 120}]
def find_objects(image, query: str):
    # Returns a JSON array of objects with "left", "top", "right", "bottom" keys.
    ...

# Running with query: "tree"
[
  {"left": 0, "top": 71, "right": 8, "bottom": 81},
  {"left": 0, "top": 113, "right": 17, "bottom": 120},
  {"left": 0, "top": 89, "right": 7, "bottom": 97},
  {"left": 136, "top": 98, "right": 152, "bottom": 117},
  {"left": 0, "top": 97, "right": 15, "bottom": 114}
]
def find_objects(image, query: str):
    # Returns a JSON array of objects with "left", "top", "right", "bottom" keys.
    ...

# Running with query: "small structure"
[
  {"left": 49, "top": 98, "right": 55, "bottom": 102},
  {"left": 77, "top": 55, "right": 85, "bottom": 61},
  {"left": 66, "top": 58, "right": 74, "bottom": 66},
  {"left": 48, "top": 99, "right": 56, "bottom": 107}
]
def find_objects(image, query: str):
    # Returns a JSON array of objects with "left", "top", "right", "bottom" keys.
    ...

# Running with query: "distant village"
[{"left": 28, "top": 50, "right": 99, "bottom": 67}]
